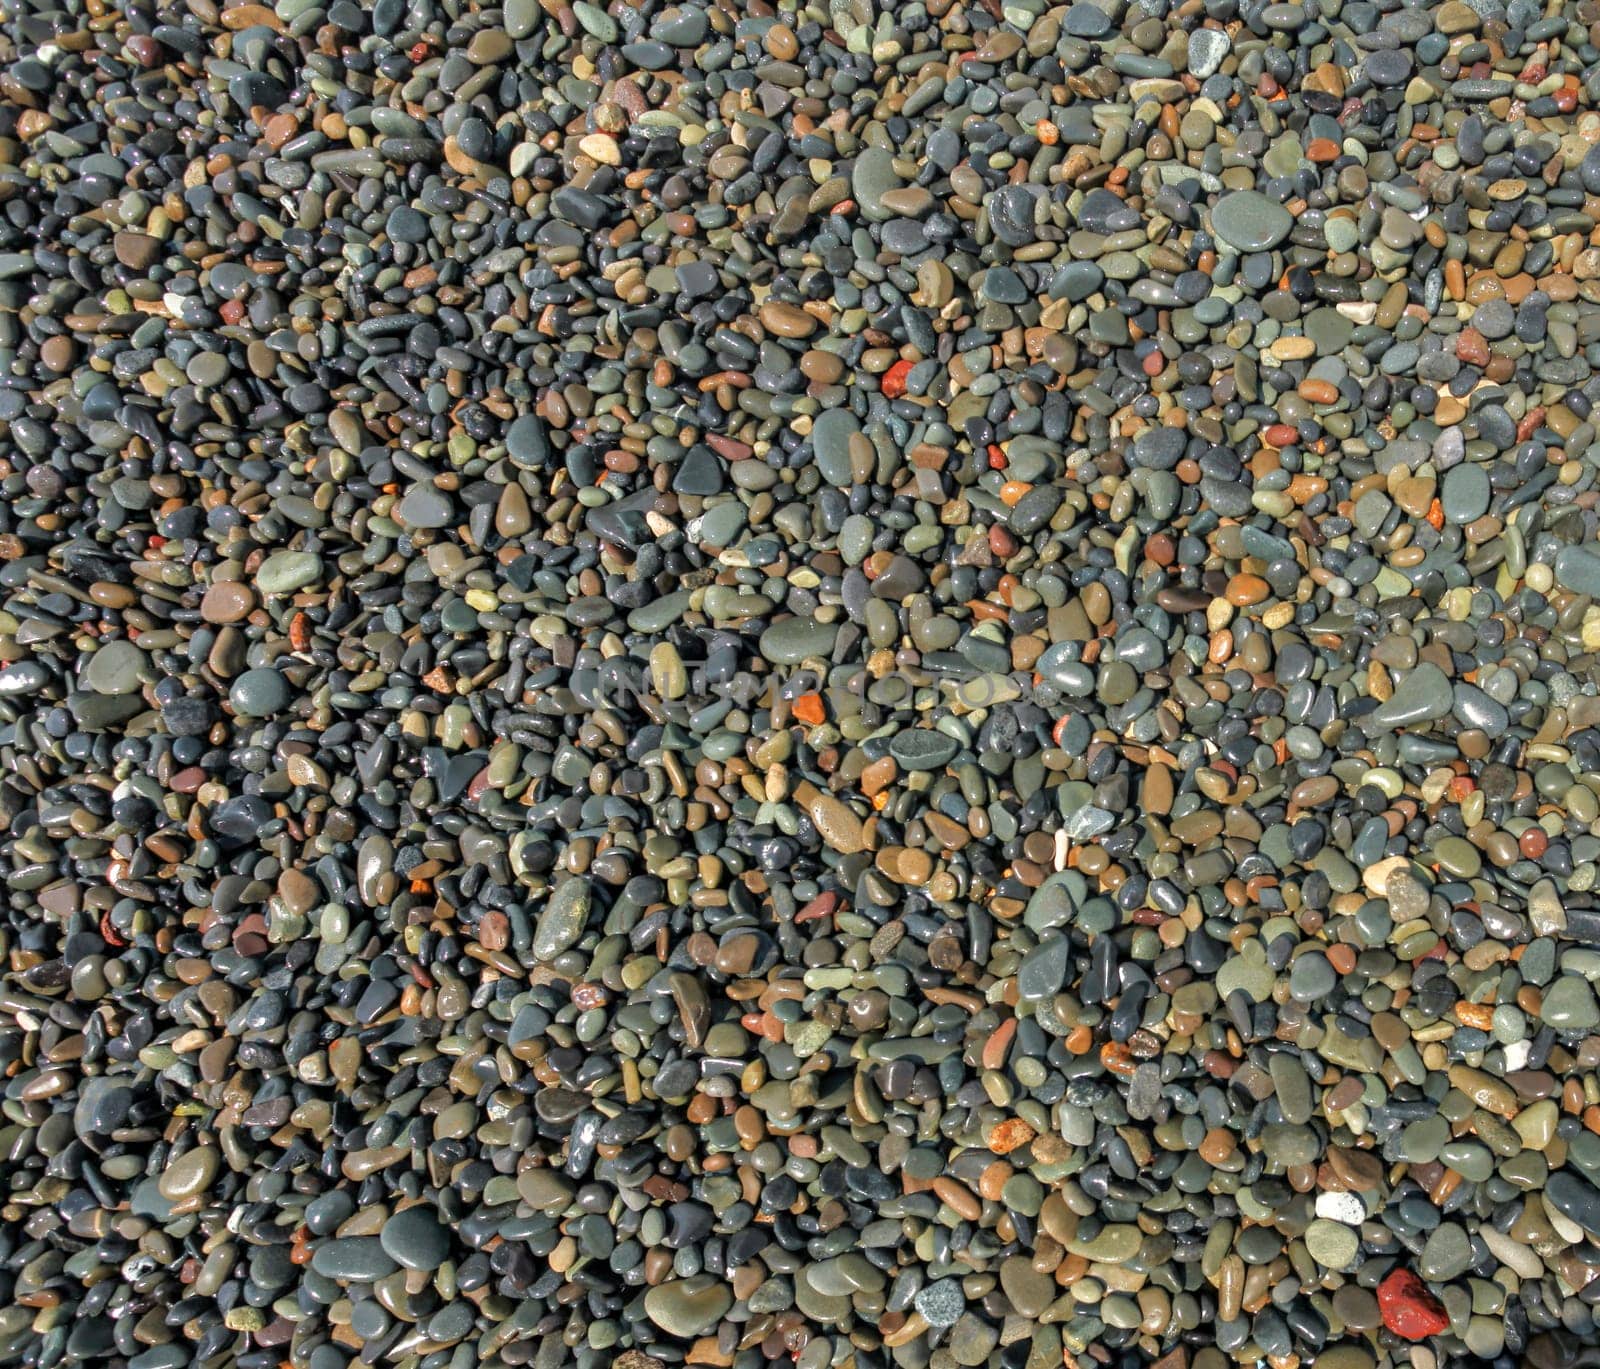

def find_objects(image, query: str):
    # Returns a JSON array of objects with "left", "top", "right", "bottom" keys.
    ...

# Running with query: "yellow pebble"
[
  {"left": 1270, "top": 336, "right": 1317, "bottom": 361},
  {"left": 577, "top": 133, "right": 620, "bottom": 165}
]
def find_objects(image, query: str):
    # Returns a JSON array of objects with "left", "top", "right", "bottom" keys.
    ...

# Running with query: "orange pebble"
[
  {"left": 1226, "top": 574, "right": 1270, "bottom": 607},
  {"left": 982, "top": 1016, "right": 1017, "bottom": 1071},
  {"left": 978, "top": 1161, "right": 1014, "bottom": 1201},
  {"left": 881, "top": 358, "right": 913, "bottom": 399},
  {"left": 792, "top": 693, "right": 825, "bottom": 726},
  {"left": 1101, "top": 1041, "right": 1137, "bottom": 1077},
  {"left": 987, "top": 1118, "right": 1037, "bottom": 1155}
]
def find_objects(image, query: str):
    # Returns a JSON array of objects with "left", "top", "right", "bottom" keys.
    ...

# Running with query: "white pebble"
[{"left": 1314, "top": 1191, "right": 1366, "bottom": 1225}]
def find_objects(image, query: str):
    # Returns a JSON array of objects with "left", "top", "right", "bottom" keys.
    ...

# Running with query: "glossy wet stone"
[
  {"left": 379, "top": 1206, "right": 450, "bottom": 1272},
  {"left": 1210, "top": 190, "right": 1295, "bottom": 252},
  {"left": 644, "top": 1277, "right": 734, "bottom": 1338}
]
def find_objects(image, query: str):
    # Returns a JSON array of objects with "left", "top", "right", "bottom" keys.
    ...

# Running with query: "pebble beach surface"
[{"left": 8, "top": 1, "right": 1600, "bottom": 1368}]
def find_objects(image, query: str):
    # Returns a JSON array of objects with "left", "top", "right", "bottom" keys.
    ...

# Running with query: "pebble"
[
  {"left": 229, "top": 668, "right": 291, "bottom": 718},
  {"left": 914, "top": 1279, "right": 966, "bottom": 1327},
  {"left": 80, "top": 639, "right": 146, "bottom": 696},
  {"left": 1187, "top": 28, "right": 1231, "bottom": 78},
  {"left": 533, "top": 878, "right": 591, "bottom": 962},
  {"left": 255, "top": 550, "right": 322, "bottom": 596},
  {"left": 1210, "top": 189, "right": 1295, "bottom": 252},
  {"left": 1547, "top": 1170, "right": 1600, "bottom": 1238},
  {"left": 644, "top": 1277, "right": 734, "bottom": 1338},
  {"left": 1540, "top": 975, "right": 1600, "bottom": 1031},
  {"left": 379, "top": 1206, "right": 450, "bottom": 1271}
]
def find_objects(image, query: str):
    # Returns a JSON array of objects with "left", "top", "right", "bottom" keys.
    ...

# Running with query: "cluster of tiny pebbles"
[{"left": 16, "top": 0, "right": 1600, "bottom": 1367}]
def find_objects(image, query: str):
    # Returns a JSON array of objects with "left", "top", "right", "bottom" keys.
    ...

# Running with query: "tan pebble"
[
  {"left": 1269, "top": 336, "right": 1316, "bottom": 361},
  {"left": 807, "top": 791, "right": 866, "bottom": 854},
  {"left": 578, "top": 133, "right": 620, "bottom": 165},
  {"left": 1362, "top": 853, "right": 1410, "bottom": 897}
]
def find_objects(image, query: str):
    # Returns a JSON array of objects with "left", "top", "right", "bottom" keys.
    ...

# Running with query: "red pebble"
[
  {"left": 1378, "top": 1270, "right": 1449, "bottom": 1341},
  {"left": 795, "top": 890, "right": 839, "bottom": 924},
  {"left": 881, "top": 359, "right": 913, "bottom": 399}
]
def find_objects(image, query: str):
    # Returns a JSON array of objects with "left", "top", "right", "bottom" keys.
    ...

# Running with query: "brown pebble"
[
  {"left": 765, "top": 23, "right": 799, "bottom": 59},
  {"left": 760, "top": 301, "right": 818, "bottom": 338},
  {"left": 39, "top": 335, "right": 75, "bottom": 371},
  {"left": 114, "top": 231, "right": 162, "bottom": 272},
  {"left": 200, "top": 581, "right": 257, "bottom": 624}
]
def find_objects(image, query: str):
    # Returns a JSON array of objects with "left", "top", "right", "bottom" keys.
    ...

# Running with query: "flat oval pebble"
[
  {"left": 1210, "top": 189, "right": 1295, "bottom": 252},
  {"left": 254, "top": 550, "right": 322, "bottom": 596},
  {"left": 81, "top": 639, "right": 147, "bottom": 696},
  {"left": 810, "top": 408, "right": 862, "bottom": 487}
]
